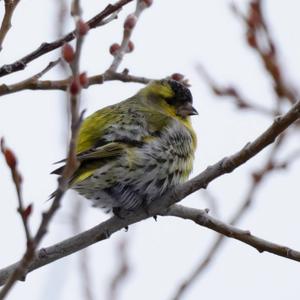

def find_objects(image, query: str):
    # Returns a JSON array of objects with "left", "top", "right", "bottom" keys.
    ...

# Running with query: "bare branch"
[
  {"left": 0, "top": 139, "right": 34, "bottom": 300},
  {"left": 232, "top": 0, "right": 299, "bottom": 103},
  {"left": 0, "top": 2, "right": 86, "bottom": 297},
  {"left": 0, "top": 0, "right": 20, "bottom": 51},
  {"left": 0, "top": 70, "right": 153, "bottom": 96},
  {"left": 171, "top": 135, "right": 286, "bottom": 300},
  {"left": 0, "top": 100, "right": 299, "bottom": 285},
  {"left": 166, "top": 204, "right": 300, "bottom": 260},
  {"left": 0, "top": 139, "right": 32, "bottom": 243},
  {"left": 0, "top": 0, "right": 134, "bottom": 78},
  {"left": 107, "top": 0, "right": 150, "bottom": 73},
  {"left": 197, "top": 65, "right": 276, "bottom": 116},
  {"left": 0, "top": 59, "right": 61, "bottom": 96}
]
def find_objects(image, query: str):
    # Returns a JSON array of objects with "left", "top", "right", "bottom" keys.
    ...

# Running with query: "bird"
[{"left": 52, "top": 79, "right": 198, "bottom": 215}]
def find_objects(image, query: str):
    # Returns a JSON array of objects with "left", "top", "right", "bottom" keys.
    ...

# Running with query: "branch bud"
[
  {"left": 124, "top": 14, "right": 137, "bottom": 30},
  {"left": 247, "top": 31, "right": 257, "bottom": 48},
  {"left": 70, "top": 78, "right": 80, "bottom": 95},
  {"left": 171, "top": 73, "right": 184, "bottom": 82},
  {"left": 22, "top": 204, "right": 33, "bottom": 220},
  {"left": 77, "top": 20, "right": 90, "bottom": 36},
  {"left": 141, "top": 0, "right": 153, "bottom": 7},
  {"left": 4, "top": 148, "right": 17, "bottom": 169},
  {"left": 62, "top": 43, "right": 75, "bottom": 63},
  {"left": 109, "top": 43, "right": 120, "bottom": 56},
  {"left": 79, "top": 72, "right": 88, "bottom": 87}
]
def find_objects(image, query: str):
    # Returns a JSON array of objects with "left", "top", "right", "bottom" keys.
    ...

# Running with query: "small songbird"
[{"left": 52, "top": 79, "right": 198, "bottom": 214}]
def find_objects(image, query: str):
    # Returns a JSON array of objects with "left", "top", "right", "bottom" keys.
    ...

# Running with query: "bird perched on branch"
[{"left": 52, "top": 79, "right": 198, "bottom": 215}]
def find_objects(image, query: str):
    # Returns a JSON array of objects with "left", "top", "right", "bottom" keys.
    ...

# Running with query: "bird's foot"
[
  {"left": 112, "top": 207, "right": 130, "bottom": 231},
  {"left": 112, "top": 207, "right": 125, "bottom": 219},
  {"left": 141, "top": 202, "right": 157, "bottom": 222}
]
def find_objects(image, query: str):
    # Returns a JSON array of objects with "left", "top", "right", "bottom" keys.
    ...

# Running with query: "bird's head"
[{"left": 139, "top": 79, "right": 198, "bottom": 119}]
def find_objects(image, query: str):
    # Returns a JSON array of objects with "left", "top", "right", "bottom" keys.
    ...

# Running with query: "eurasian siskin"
[{"left": 52, "top": 79, "right": 198, "bottom": 214}]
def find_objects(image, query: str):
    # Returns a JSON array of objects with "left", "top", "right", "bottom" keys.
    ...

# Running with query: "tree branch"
[
  {"left": 0, "top": 0, "right": 20, "bottom": 51},
  {"left": 170, "top": 134, "right": 287, "bottom": 300},
  {"left": 0, "top": 70, "right": 153, "bottom": 96},
  {"left": 165, "top": 205, "right": 300, "bottom": 261},
  {"left": 0, "top": 2, "right": 85, "bottom": 297},
  {"left": 232, "top": 0, "right": 298, "bottom": 104},
  {"left": 0, "top": 99, "right": 299, "bottom": 286},
  {"left": 107, "top": 0, "right": 149, "bottom": 73},
  {"left": 196, "top": 64, "right": 276, "bottom": 116},
  {"left": 0, "top": 59, "right": 61, "bottom": 96},
  {"left": 0, "top": 0, "right": 134, "bottom": 78}
]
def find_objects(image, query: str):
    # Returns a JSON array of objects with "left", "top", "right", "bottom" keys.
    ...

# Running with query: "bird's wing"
[
  {"left": 76, "top": 98, "right": 171, "bottom": 154},
  {"left": 51, "top": 142, "right": 127, "bottom": 181},
  {"left": 51, "top": 98, "right": 173, "bottom": 184}
]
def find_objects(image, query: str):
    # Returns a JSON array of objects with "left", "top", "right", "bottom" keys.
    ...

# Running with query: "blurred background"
[{"left": 0, "top": 0, "right": 300, "bottom": 299}]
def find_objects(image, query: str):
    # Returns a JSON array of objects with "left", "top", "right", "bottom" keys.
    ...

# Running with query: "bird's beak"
[
  {"left": 189, "top": 105, "right": 198, "bottom": 116},
  {"left": 177, "top": 102, "right": 198, "bottom": 117}
]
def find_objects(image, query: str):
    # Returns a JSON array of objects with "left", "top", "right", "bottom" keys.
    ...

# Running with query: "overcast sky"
[{"left": 0, "top": 1, "right": 300, "bottom": 299}]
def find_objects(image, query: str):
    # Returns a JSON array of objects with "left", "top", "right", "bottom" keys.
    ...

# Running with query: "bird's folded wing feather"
[{"left": 51, "top": 100, "right": 172, "bottom": 183}]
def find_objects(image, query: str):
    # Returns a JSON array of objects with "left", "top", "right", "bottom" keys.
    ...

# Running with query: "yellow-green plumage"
[{"left": 53, "top": 79, "right": 197, "bottom": 212}]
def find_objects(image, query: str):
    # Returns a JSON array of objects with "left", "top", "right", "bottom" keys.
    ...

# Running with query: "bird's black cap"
[{"left": 166, "top": 79, "right": 193, "bottom": 104}]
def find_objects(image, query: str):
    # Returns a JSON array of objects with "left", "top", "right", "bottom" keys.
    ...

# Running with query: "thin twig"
[
  {"left": 0, "top": 2, "right": 85, "bottom": 298},
  {"left": 165, "top": 204, "right": 300, "bottom": 261},
  {"left": 0, "top": 0, "right": 20, "bottom": 51},
  {"left": 232, "top": 0, "right": 298, "bottom": 104},
  {"left": 197, "top": 64, "right": 276, "bottom": 116},
  {"left": 0, "top": 139, "right": 34, "bottom": 299},
  {"left": 107, "top": 0, "right": 149, "bottom": 73},
  {"left": 0, "top": 0, "right": 134, "bottom": 77},
  {"left": 1, "top": 195, "right": 300, "bottom": 288},
  {"left": 0, "top": 59, "right": 61, "bottom": 96},
  {"left": 0, "top": 70, "right": 153, "bottom": 96},
  {"left": 0, "top": 139, "right": 32, "bottom": 243},
  {"left": 0, "top": 100, "right": 300, "bottom": 285}
]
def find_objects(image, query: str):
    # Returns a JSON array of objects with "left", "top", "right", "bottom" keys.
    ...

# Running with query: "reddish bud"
[
  {"left": 171, "top": 73, "right": 184, "bottom": 82},
  {"left": 70, "top": 78, "right": 80, "bottom": 95},
  {"left": 62, "top": 43, "right": 74, "bottom": 63},
  {"left": 109, "top": 43, "right": 120, "bottom": 56},
  {"left": 250, "top": 1, "right": 260, "bottom": 15},
  {"left": 22, "top": 204, "right": 33, "bottom": 220},
  {"left": 4, "top": 148, "right": 17, "bottom": 169},
  {"left": 141, "top": 0, "right": 153, "bottom": 7},
  {"left": 124, "top": 14, "right": 137, "bottom": 30},
  {"left": 77, "top": 20, "right": 90, "bottom": 36},
  {"left": 248, "top": 10, "right": 260, "bottom": 29},
  {"left": 79, "top": 72, "right": 88, "bottom": 87},
  {"left": 126, "top": 40, "right": 134, "bottom": 53},
  {"left": 247, "top": 31, "right": 257, "bottom": 48},
  {"left": 252, "top": 172, "right": 262, "bottom": 183}
]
